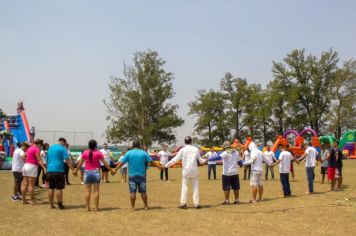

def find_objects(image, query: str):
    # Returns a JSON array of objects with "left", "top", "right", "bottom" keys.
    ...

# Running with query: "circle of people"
[{"left": 10, "top": 136, "right": 343, "bottom": 211}]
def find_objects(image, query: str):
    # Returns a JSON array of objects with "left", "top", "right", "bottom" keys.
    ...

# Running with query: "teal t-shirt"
[
  {"left": 47, "top": 144, "right": 69, "bottom": 173},
  {"left": 121, "top": 148, "right": 152, "bottom": 177}
]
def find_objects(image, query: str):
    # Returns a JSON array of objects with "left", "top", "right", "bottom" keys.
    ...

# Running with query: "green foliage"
[{"left": 104, "top": 50, "right": 184, "bottom": 146}]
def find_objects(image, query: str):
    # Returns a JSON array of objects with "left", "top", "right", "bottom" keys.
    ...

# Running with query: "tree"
[
  {"left": 104, "top": 50, "right": 184, "bottom": 146},
  {"left": 220, "top": 72, "right": 249, "bottom": 138},
  {"left": 272, "top": 49, "right": 339, "bottom": 134},
  {"left": 328, "top": 59, "right": 356, "bottom": 139},
  {"left": 189, "top": 89, "right": 229, "bottom": 146}
]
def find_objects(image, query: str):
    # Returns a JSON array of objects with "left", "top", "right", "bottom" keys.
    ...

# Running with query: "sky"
[{"left": 1, "top": 0, "right": 355, "bottom": 145}]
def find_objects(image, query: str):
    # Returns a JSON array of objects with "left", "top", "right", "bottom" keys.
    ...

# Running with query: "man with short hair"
[
  {"left": 298, "top": 142, "right": 319, "bottom": 194},
  {"left": 157, "top": 143, "right": 171, "bottom": 181},
  {"left": 100, "top": 143, "right": 113, "bottom": 183},
  {"left": 205, "top": 147, "right": 218, "bottom": 180},
  {"left": 114, "top": 140, "right": 162, "bottom": 211},
  {"left": 11, "top": 142, "right": 29, "bottom": 201},
  {"left": 46, "top": 138, "right": 75, "bottom": 209},
  {"left": 264, "top": 145, "right": 277, "bottom": 180},
  {"left": 273, "top": 145, "right": 297, "bottom": 197},
  {"left": 165, "top": 136, "right": 207, "bottom": 209}
]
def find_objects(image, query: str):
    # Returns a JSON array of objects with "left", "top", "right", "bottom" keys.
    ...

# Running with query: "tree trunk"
[{"left": 208, "top": 122, "right": 212, "bottom": 146}]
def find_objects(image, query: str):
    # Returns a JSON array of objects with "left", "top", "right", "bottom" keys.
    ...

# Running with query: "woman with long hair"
[{"left": 74, "top": 140, "right": 115, "bottom": 211}]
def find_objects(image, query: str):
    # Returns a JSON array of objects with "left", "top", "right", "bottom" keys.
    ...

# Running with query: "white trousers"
[{"left": 181, "top": 176, "right": 199, "bottom": 206}]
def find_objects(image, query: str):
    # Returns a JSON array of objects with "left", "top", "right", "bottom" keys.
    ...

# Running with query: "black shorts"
[
  {"left": 321, "top": 167, "right": 328, "bottom": 175},
  {"left": 222, "top": 174, "right": 240, "bottom": 191},
  {"left": 12, "top": 172, "right": 23, "bottom": 184},
  {"left": 47, "top": 172, "right": 65, "bottom": 190},
  {"left": 100, "top": 166, "right": 109, "bottom": 172}
]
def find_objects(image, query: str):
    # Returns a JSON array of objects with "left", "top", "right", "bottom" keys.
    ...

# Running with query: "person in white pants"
[{"left": 165, "top": 136, "right": 206, "bottom": 209}]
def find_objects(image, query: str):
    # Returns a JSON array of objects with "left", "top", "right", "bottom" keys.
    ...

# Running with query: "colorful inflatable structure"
[{"left": 0, "top": 102, "right": 33, "bottom": 170}]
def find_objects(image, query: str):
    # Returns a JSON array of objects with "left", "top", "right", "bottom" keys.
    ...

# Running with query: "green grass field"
[{"left": 0, "top": 161, "right": 355, "bottom": 236}]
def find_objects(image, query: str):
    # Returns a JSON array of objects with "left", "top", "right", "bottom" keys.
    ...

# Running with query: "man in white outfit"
[
  {"left": 165, "top": 136, "right": 206, "bottom": 209},
  {"left": 243, "top": 142, "right": 272, "bottom": 203}
]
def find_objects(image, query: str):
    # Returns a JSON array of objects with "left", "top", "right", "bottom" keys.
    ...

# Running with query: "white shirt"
[
  {"left": 40, "top": 150, "right": 47, "bottom": 164},
  {"left": 12, "top": 148, "right": 25, "bottom": 172},
  {"left": 278, "top": 151, "right": 293, "bottom": 173},
  {"left": 100, "top": 149, "right": 111, "bottom": 166},
  {"left": 166, "top": 145, "right": 205, "bottom": 178},
  {"left": 304, "top": 146, "right": 318, "bottom": 167},
  {"left": 264, "top": 151, "right": 275, "bottom": 164},
  {"left": 221, "top": 151, "right": 239, "bottom": 176},
  {"left": 158, "top": 150, "right": 171, "bottom": 165},
  {"left": 205, "top": 151, "right": 218, "bottom": 165},
  {"left": 245, "top": 149, "right": 271, "bottom": 172},
  {"left": 243, "top": 150, "right": 251, "bottom": 162},
  {"left": 119, "top": 155, "right": 128, "bottom": 168},
  {"left": 320, "top": 149, "right": 329, "bottom": 168}
]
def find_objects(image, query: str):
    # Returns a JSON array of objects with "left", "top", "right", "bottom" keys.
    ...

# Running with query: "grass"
[{"left": 0, "top": 160, "right": 355, "bottom": 236}]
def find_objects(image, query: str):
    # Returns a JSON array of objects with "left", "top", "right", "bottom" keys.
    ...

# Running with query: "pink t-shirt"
[
  {"left": 26, "top": 145, "right": 40, "bottom": 166},
  {"left": 82, "top": 150, "right": 104, "bottom": 170}
]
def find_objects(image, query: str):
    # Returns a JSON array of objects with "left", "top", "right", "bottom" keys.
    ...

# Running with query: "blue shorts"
[
  {"left": 120, "top": 167, "right": 127, "bottom": 175},
  {"left": 84, "top": 170, "right": 101, "bottom": 184},
  {"left": 129, "top": 176, "right": 146, "bottom": 193}
]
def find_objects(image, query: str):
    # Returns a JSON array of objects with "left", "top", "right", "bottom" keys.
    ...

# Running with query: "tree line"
[{"left": 105, "top": 49, "right": 355, "bottom": 147}]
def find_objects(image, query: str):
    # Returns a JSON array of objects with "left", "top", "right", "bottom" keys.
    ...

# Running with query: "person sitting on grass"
[
  {"left": 46, "top": 138, "right": 76, "bottom": 210},
  {"left": 272, "top": 145, "right": 298, "bottom": 197},
  {"left": 74, "top": 140, "right": 115, "bottom": 211},
  {"left": 114, "top": 140, "right": 163, "bottom": 211},
  {"left": 220, "top": 141, "right": 241, "bottom": 205}
]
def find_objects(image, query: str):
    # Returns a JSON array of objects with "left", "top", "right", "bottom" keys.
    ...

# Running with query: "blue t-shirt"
[
  {"left": 47, "top": 144, "right": 69, "bottom": 173},
  {"left": 121, "top": 148, "right": 152, "bottom": 177}
]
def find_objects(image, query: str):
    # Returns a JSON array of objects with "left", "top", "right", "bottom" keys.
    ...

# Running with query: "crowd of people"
[{"left": 9, "top": 136, "right": 345, "bottom": 211}]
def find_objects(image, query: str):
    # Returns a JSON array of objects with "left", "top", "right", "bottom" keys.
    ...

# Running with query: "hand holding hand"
[
  {"left": 72, "top": 171, "right": 78, "bottom": 177},
  {"left": 110, "top": 169, "right": 116, "bottom": 176}
]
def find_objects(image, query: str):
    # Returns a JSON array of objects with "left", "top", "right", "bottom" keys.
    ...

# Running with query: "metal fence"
[{"left": 36, "top": 130, "right": 94, "bottom": 146}]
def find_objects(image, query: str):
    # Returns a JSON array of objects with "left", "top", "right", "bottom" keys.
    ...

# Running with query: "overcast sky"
[{"left": 1, "top": 0, "right": 355, "bottom": 145}]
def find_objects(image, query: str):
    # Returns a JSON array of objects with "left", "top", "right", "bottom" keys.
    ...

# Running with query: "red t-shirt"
[{"left": 82, "top": 149, "right": 104, "bottom": 170}]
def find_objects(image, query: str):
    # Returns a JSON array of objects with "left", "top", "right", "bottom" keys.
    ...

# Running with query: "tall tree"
[
  {"left": 220, "top": 72, "right": 249, "bottom": 138},
  {"left": 104, "top": 50, "right": 184, "bottom": 146},
  {"left": 189, "top": 89, "right": 229, "bottom": 146},
  {"left": 328, "top": 59, "right": 356, "bottom": 139},
  {"left": 272, "top": 49, "right": 339, "bottom": 133}
]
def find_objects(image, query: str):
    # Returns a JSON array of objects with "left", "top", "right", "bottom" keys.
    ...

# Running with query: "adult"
[
  {"left": 100, "top": 143, "right": 113, "bottom": 183},
  {"left": 36, "top": 143, "right": 49, "bottom": 188},
  {"left": 165, "top": 136, "right": 207, "bottom": 209},
  {"left": 21, "top": 139, "right": 46, "bottom": 205},
  {"left": 74, "top": 140, "right": 115, "bottom": 211},
  {"left": 205, "top": 147, "right": 218, "bottom": 180},
  {"left": 157, "top": 143, "right": 171, "bottom": 181},
  {"left": 242, "top": 148, "right": 251, "bottom": 180},
  {"left": 46, "top": 138, "right": 76, "bottom": 209},
  {"left": 323, "top": 141, "right": 342, "bottom": 191},
  {"left": 298, "top": 142, "right": 319, "bottom": 194},
  {"left": 11, "top": 142, "right": 29, "bottom": 201},
  {"left": 243, "top": 142, "right": 271, "bottom": 203},
  {"left": 264, "top": 145, "right": 277, "bottom": 180},
  {"left": 220, "top": 141, "right": 240, "bottom": 205},
  {"left": 273, "top": 145, "right": 296, "bottom": 197},
  {"left": 63, "top": 144, "right": 72, "bottom": 185},
  {"left": 320, "top": 143, "right": 329, "bottom": 184},
  {"left": 115, "top": 140, "right": 162, "bottom": 211}
]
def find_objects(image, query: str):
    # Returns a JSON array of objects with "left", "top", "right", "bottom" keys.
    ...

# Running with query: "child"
[
  {"left": 320, "top": 143, "right": 329, "bottom": 184},
  {"left": 11, "top": 142, "right": 29, "bottom": 200},
  {"left": 117, "top": 151, "right": 128, "bottom": 182},
  {"left": 157, "top": 143, "right": 171, "bottom": 181}
]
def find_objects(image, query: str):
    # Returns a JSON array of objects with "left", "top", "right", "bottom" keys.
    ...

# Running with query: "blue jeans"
[
  {"left": 129, "top": 176, "right": 147, "bottom": 193},
  {"left": 306, "top": 167, "right": 315, "bottom": 193},
  {"left": 280, "top": 173, "right": 291, "bottom": 196},
  {"left": 84, "top": 170, "right": 101, "bottom": 184},
  {"left": 208, "top": 164, "right": 216, "bottom": 180}
]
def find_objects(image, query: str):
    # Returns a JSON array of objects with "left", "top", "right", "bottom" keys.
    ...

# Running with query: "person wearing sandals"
[
  {"left": 220, "top": 141, "right": 240, "bottom": 205},
  {"left": 74, "top": 140, "right": 115, "bottom": 211}
]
